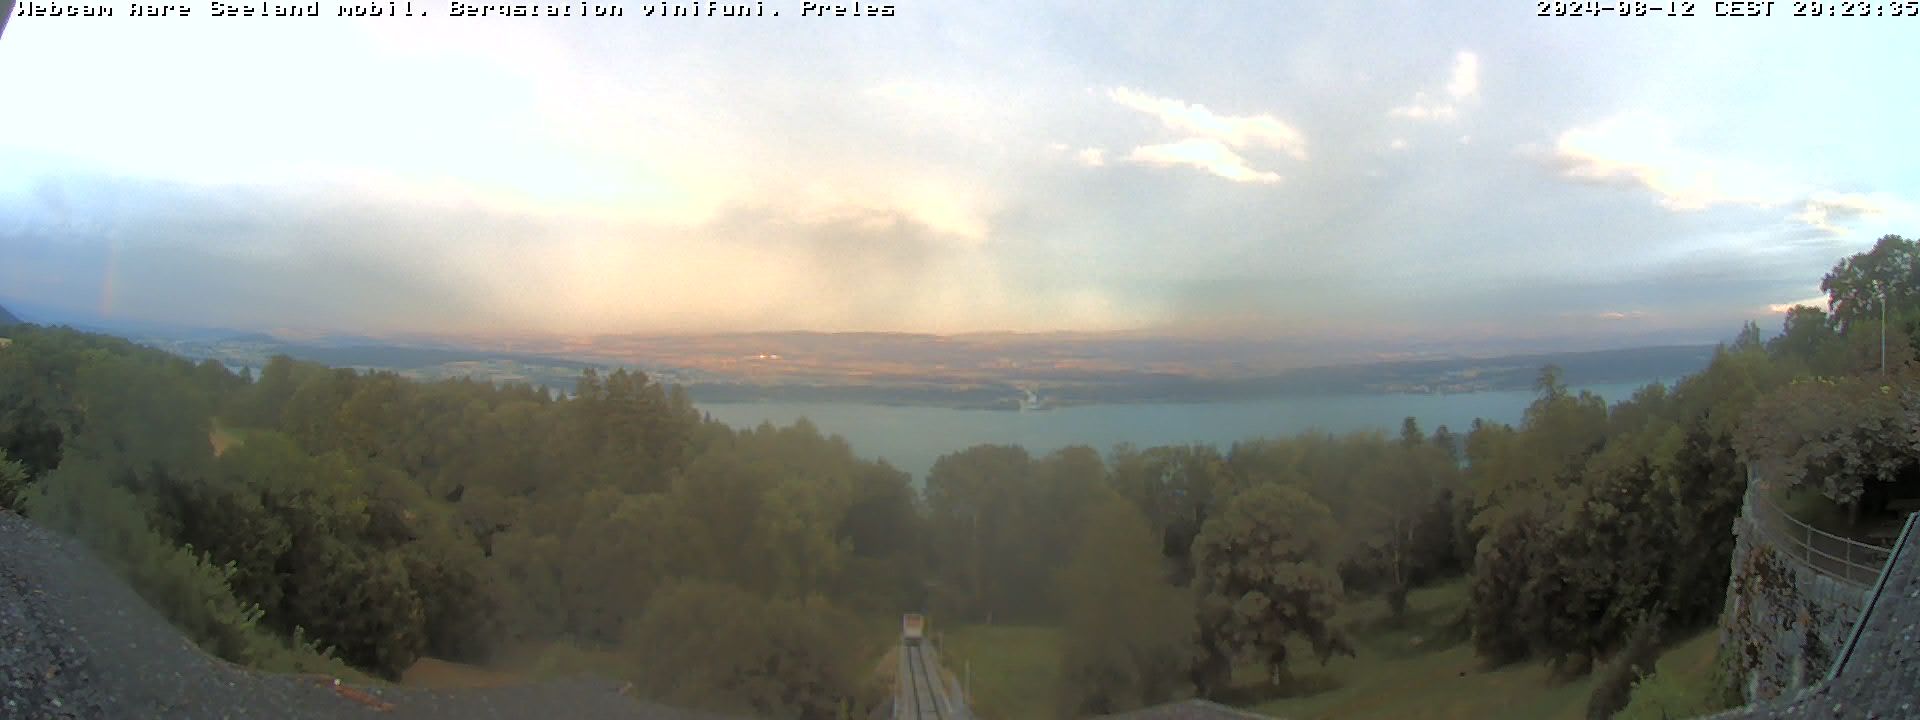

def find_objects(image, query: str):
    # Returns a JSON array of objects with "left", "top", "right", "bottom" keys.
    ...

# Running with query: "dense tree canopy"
[
  {"left": 1822, "top": 234, "right": 1920, "bottom": 335},
  {"left": 1054, "top": 494, "right": 1193, "bottom": 716},
  {"left": 0, "top": 324, "right": 918, "bottom": 714},
  {"left": 1736, "top": 372, "right": 1920, "bottom": 515},
  {"left": 1192, "top": 483, "right": 1350, "bottom": 690},
  {"left": 1, "top": 233, "right": 1913, "bottom": 717}
]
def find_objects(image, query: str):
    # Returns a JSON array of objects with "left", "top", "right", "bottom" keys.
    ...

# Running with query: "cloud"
[
  {"left": 0, "top": 174, "right": 1159, "bottom": 335},
  {"left": 4, "top": 4, "right": 1914, "bottom": 352},
  {"left": 1447, "top": 51, "right": 1481, "bottom": 100},
  {"left": 0, "top": 180, "right": 518, "bottom": 333},
  {"left": 1768, "top": 295, "right": 1830, "bottom": 313},
  {"left": 1127, "top": 139, "right": 1282, "bottom": 184},
  {"left": 864, "top": 79, "right": 1016, "bottom": 145},
  {"left": 1547, "top": 112, "right": 1794, "bottom": 211},
  {"left": 1108, "top": 87, "right": 1308, "bottom": 160},
  {"left": 1104, "top": 87, "right": 1304, "bottom": 183},
  {"left": 1389, "top": 51, "right": 1479, "bottom": 121},
  {"left": 1388, "top": 102, "right": 1454, "bottom": 121},
  {"left": 1547, "top": 116, "right": 1907, "bottom": 238},
  {"left": 1595, "top": 310, "right": 1649, "bottom": 321},
  {"left": 1790, "top": 192, "right": 1890, "bottom": 235}
]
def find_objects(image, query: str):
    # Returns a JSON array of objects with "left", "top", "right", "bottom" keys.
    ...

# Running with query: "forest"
[{"left": 2, "top": 235, "right": 1919, "bottom": 720}]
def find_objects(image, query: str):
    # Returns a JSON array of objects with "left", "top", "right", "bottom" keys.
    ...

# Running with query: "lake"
[{"left": 696, "top": 380, "right": 1664, "bottom": 481}]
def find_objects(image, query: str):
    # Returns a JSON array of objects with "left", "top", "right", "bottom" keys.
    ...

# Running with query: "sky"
[{"left": 2, "top": 2, "right": 1917, "bottom": 349}]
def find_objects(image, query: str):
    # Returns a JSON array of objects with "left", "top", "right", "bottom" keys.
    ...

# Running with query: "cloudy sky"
[{"left": 2, "top": 2, "right": 1916, "bottom": 348}]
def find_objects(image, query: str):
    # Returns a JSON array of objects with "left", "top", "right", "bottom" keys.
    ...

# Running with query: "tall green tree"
[
  {"left": 1736, "top": 373, "right": 1919, "bottom": 521},
  {"left": 1055, "top": 494, "right": 1194, "bottom": 716},
  {"left": 1821, "top": 234, "right": 1919, "bottom": 335},
  {"left": 1191, "top": 483, "right": 1350, "bottom": 692},
  {"left": 835, "top": 461, "right": 927, "bottom": 613},
  {"left": 625, "top": 581, "right": 867, "bottom": 720},
  {"left": 1355, "top": 421, "right": 1458, "bottom": 618},
  {"left": 923, "top": 444, "right": 1036, "bottom": 621},
  {"left": 1769, "top": 305, "right": 1845, "bottom": 373},
  {"left": 1111, "top": 444, "right": 1235, "bottom": 585}
]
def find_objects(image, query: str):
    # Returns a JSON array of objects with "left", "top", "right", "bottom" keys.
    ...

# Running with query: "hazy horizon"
[
  {"left": 3, "top": 3, "right": 1916, "bottom": 350},
  {"left": 0, "top": 292, "right": 1740, "bottom": 379}
]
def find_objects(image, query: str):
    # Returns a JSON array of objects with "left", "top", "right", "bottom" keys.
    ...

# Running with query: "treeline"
[
  {"left": 912, "top": 428, "right": 1465, "bottom": 711},
  {"left": 2, "top": 236, "right": 1917, "bottom": 719},
  {"left": 0, "top": 321, "right": 1478, "bottom": 717},
  {"left": 908, "top": 236, "right": 1920, "bottom": 717},
  {"left": 0, "top": 329, "right": 925, "bottom": 718}
]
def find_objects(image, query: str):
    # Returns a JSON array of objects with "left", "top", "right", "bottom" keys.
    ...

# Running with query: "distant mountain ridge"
[
  {"left": 51, "top": 312, "right": 1721, "bottom": 407},
  {"left": 690, "top": 343, "right": 1718, "bottom": 408},
  {"left": 0, "top": 303, "right": 19, "bottom": 325}
]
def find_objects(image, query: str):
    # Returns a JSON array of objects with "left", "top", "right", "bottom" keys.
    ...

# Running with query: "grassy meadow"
[{"left": 937, "top": 580, "right": 1729, "bottom": 720}]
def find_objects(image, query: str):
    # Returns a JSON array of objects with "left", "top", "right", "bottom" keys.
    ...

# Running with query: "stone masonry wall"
[{"left": 1717, "top": 511, "right": 1868, "bottom": 703}]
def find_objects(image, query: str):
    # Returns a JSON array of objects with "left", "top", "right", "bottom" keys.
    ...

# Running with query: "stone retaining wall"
[{"left": 1718, "top": 508, "right": 1869, "bottom": 702}]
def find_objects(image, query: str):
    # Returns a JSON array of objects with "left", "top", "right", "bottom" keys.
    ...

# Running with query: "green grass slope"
[
  {"left": 940, "top": 625, "right": 1064, "bottom": 720},
  {"left": 937, "top": 581, "right": 1733, "bottom": 720}
]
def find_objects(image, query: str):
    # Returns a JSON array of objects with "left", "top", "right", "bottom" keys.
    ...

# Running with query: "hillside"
[
  {"left": 0, "top": 303, "right": 18, "bottom": 325},
  {"left": 0, "top": 324, "right": 914, "bottom": 718},
  {"left": 0, "top": 509, "right": 727, "bottom": 719},
  {"left": 136, "top": 322, "right": 1716, "bottom": 407},
  {"left": 0, "top": 238, "right": 1913, "bottom": 720}
]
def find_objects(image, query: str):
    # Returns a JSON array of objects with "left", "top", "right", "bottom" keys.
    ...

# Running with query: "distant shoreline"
[
  {"left": 693, "top": 379, "right": 1671, "bottom": 481},
  {"left": 102, "top": 321, "right": 1714, "bottom": 408},
  {"left": 683, "top": 376, "right": 1681, "bottom": 412}
]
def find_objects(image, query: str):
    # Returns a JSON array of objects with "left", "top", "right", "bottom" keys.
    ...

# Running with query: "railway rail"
[{"left": 898, "top": 641, "right": 948, "bottom": 720}]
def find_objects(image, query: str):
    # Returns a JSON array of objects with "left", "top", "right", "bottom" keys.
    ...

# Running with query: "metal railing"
[
  {"left": 1744, "top": 467, "right": 1892, "bottom": 587},
  {"left": 1826, "top": 507, "right": 1918, "bottom": 682}
]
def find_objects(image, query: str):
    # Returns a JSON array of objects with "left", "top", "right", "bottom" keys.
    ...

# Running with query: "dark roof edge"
[{"left": 1826, "top": 509, "right": 1920, "bottom": 682}]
